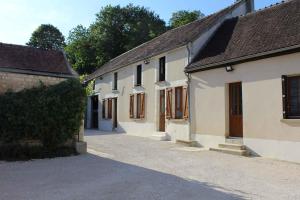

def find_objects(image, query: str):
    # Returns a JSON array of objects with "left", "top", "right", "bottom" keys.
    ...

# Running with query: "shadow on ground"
[{"left": 0, "top": 153, "right": 246, "bottom": 200}]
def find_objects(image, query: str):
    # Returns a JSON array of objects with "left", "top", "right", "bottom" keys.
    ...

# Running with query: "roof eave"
[{"left": 185, "top": 44, "right": 300, "bottom": 73}]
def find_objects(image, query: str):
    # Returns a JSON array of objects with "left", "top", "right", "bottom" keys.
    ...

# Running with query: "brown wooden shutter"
[
  {"left": 129, "top": 95, "right": 134, "bottom": 118},
  {"left": 140, "top": 93, "right": 145, "bottom": 118},
  {"left": 166, "top": 88, "right": 172, "bottom": 119},
  {"left": 183, "top": 86, "right": 189, "bottom": 119},
  {"left": 282, "top": 75, "right": 287, "bottom": 119}
]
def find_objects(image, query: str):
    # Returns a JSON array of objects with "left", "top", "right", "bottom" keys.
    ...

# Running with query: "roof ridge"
[
  {"left": 237, "top": 0, "right": 290, "bottom": 18},
  {"left": 0, "top": 42, "right": 63, "bottom": 54}
]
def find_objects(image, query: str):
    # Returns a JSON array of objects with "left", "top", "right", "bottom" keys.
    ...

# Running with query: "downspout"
[{"left": 186, "top": 42, "right": 193, "bottom": 141}]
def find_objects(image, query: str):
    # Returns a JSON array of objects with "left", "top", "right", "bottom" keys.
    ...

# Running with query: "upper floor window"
[
  {"left": 136, "top": 65, "right": 142, "bottom": 86},
  {"left": 159, "top": 57, "right": 166, "bottom": 82},
  {"left": 283, "top": 75, "right": 300, "bottom": 119},
  {"left": 113, "top": 72, "right": 118, "bottom": 90}
]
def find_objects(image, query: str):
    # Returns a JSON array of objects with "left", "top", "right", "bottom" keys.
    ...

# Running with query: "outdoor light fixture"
[
  {"left": 226, "top": 65, "right": 234, "bottom": 72},
  {"left": 144, "top": 59, "right": 150, "bottom": 64}
]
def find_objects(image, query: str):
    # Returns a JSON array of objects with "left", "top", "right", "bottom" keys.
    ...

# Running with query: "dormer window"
[
  {"left": 159, "top": 57, "right": 166, "bottom": 82},
  {"left": 136, "top": 65, "right": 142, "bottom": 86}
]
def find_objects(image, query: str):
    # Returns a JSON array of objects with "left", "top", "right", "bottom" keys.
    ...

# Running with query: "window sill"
[
  {"left": 168, "top": 118, "right": 188, "bottom": 122},
  {"left": 112, "top": 89, "right": 119, "bottom": 93},
  {"left": 155, "top": 81, "right": 168, "bottom": 86},
  {"left": 280, "top": 118, "right": 300, "bottom": 124},
  {"left": 131, "top": 118, "right": 145, "bottom": 121}
]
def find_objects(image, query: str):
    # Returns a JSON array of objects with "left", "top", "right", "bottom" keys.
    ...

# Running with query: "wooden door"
[
  {"left": 113, "top": 98, "right": 118, "bottom": 129},
  {"left": 229, "top": 82, "right": 243, "bottom": 137},
  {"left": 159, "top": 90, "right": 165, "bottom": 132}
]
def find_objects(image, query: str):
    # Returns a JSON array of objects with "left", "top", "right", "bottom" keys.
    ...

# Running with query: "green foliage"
[
  {"left": 0, "top": 79, "right": 86, "bottom": 151},
  {"left": 169, "top": 10, "right": 205, "bottom": 28},
  {"left": 66, "top": 4, "right": 166, "bottom": 75},
  {"left": 27, "top": 24, "right": 66, "bottom": 50},
  {"left": 79, "top": 74, "right": 95, "bottom": 96},
  {"left": 0, "top": 144, "right": 77, "bottom": 161},
  {"left": 65, "top": 25, "right": 96, "bottom": 74}
]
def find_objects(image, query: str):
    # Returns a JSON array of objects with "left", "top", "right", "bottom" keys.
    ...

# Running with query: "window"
[
  {"left": 283, "top": 75, "right": 300, "bottom": 118},
  {"left": 108, "top": 99, "right": 112, "bottom": 119},
  {"left": 129, "top": 93, "right": 145, "bottom": 119},
  {"left": 136, "top": 65, "right": 142, "bottom": 86},
  {"left": 113, "top": 72, "right": 118, "bottom": 90},
  {"left": 166, "top": 86, "right": 189, "bottom": 120},
  {"left": 102, "top": 99, "right": 106, "bottom": 119},
  {"left": 159, "top": 57, "right": 166, "bottom": 81}
]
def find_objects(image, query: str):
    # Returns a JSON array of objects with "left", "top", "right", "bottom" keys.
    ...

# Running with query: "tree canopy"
[
  {"left": 27, "top": 24, "right": 66, "bottom": 50},
  {"left": 66, "top": 4, "right": 166, "bottom": 75},
  {"left": 169, "top": 10, "right": 205, "bottom": 29}
]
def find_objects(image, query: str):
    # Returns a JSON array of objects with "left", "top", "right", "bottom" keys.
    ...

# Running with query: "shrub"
[{"left": 0, "top": 78, "right": 86, "bottom": 152}]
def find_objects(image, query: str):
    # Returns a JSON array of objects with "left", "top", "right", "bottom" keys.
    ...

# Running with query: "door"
[
  {"left": 229, "top": 82, "right": 243, "bottom": 137},
  {"left": 113, "top": 98, "right": 118, "bottom": 129},
  {"left": 159, "top": 90, "right": 166, "bottom": 132},
  {"left": 91, "top": 95, "right": 99, "bottom": 129}
]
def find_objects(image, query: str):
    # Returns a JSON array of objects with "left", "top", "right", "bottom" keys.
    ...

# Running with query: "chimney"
[
  {"left": 246, "top": 0, "right": 255, "bottom": 13},
  {"left": 236, "top": 0, "right": 255, "bottom": 13}
]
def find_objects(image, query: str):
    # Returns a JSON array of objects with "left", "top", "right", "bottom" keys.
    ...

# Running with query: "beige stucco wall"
[
  {"left": 190, "top": 52, "right": 300, "bottom": 162},
  {"left": 0, "top": 71, "right": 65, "bottom": 94},
  {"left": 93, "top": 47, "right": 190, "bottom": 139}
]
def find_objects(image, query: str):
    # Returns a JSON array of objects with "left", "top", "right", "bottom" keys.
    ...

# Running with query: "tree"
[
  {"left": 169, "top": 10, "right": 205, "bottom": 29},
  {"left": 27, "top": 24, "right": 66, "bottom": 50},
  {"left": 66, "top": 4, "right": 167, "bottom": 75},
  {"left": 65, "top": 25, "right": 96, "bottom": 74}
]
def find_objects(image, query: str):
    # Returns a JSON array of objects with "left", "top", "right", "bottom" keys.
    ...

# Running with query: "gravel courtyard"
[{"left": 1, "top": 130, "right": 300, "bottom": 200}]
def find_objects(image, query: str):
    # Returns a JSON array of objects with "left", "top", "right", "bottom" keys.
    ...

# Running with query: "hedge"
[{"left": 0, "top": 78, "right": 86, "bottom": 155}]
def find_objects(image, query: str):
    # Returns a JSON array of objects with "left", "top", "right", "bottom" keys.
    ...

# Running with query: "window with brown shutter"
[
  {"left": 108, "top": 98, "right": 112, "bottom": 119},
  {"left": 284, "top": 75, "right": 300, "bottom": 119},
  {"left": 140, "top": 93, "right": 145, "bottom": 118},
  {"left": 183, "top": 86, "right": 189, "bottom": 119},
  {"left": 102, "top": 99, "right": 106, "bottom": 119},
  {"left": 166, "top": 89, "right": 172, "bottom": 119},
  {"left": 175, "top": 87, "right": 183, "bottom": 119},
  {"left": 129, "top": 95, "right": 134, "bottom": 118}
]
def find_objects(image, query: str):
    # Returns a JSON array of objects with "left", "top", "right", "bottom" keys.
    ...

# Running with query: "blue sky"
[{"left": 0, "top": 0, "right": 282, "bottom": 45}]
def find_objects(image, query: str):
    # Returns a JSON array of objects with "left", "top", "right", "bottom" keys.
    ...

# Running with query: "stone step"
[
  {"left": 176, "top": 140, "right": 197, "bottom": 147},
  {"left": 150, "top": 133, "right": 169, "bottom": 141},
  {"left": 219, "top": 143, "right": 246, "bottom": 150},
  {"left": 226, "top": 137, "right": 243, "bottom": 145},
  {"left": 210, "top": 147, "right": 248, "bottom": 156}
]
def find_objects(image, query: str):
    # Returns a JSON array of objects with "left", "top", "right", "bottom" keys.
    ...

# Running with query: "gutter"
[
  {"left": 186, "top": 44, "right": 300, "bottom": 73},
  {"left": 185, "top": 43, "right": 193, "bottom": 142}
]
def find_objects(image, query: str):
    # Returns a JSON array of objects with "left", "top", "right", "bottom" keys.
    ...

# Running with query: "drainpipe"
[{"left": 186, "top": 43, "right": 193, "bottom": 141}]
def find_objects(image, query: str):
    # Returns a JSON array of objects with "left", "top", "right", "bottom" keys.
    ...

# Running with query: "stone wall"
[{"left": 0, "top": 71, "right": 66, "bottom": 94}]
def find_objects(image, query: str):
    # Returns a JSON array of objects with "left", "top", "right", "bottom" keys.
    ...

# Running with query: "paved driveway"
[{"left": 1, "top": 130, "right": 300, "bottom": 200}]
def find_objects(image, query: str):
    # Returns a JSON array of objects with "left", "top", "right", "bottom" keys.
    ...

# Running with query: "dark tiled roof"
[
  {"left": 86, "top": 1, "right": 244, "bottom": 81},
  {"left": 186, "top": 0, "right": 300, "bottom": 72},
  {"left": 0, "top": 43, "right": 76, "bottom": 77}
]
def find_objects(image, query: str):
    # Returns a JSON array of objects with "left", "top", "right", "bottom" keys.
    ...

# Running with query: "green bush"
[
  {"left": 0, "top": 78, "right": 86, "bottom": 152},
  {"left": 0, "top": 144, "right": 77, "bottom": 161}
]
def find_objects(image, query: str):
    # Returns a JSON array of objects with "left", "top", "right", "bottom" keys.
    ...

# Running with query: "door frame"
[
  {"left": 228, "top": 82, "right": 243, "bottom": 138},
  {"left": 159, "top": 89, "right": 166, "bottom": 132}
]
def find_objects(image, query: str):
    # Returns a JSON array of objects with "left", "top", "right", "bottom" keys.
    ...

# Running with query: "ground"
[{"left": 0, "top": 130, "right": 300, "bottom": 200}]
